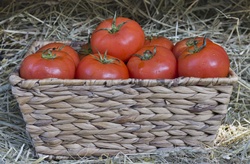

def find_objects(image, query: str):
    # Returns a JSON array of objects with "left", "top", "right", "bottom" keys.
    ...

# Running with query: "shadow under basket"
[{"left": 9, "top": 41, "right": 238, "bottom": 159}]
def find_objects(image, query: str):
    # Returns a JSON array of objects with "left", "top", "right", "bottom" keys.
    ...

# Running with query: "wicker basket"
[{"left": 9, "top": 41, "right": 238, "bottom": 159}]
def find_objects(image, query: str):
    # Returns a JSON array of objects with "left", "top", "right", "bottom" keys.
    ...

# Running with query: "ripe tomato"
[
  {"left": 20, "top": 50, "right": 76, "bottom": 79},
  {"left": 127, "top": 46, "right": 177, "bottom": 79},
  {"left": 144, "top": 36, "right": 173, "bottom": 50},
  {"left": 90, "top": 16, "right": 145, "bottom": 62},
  {"left": 75, "top": 53, "right": 129, "bottom": 79},
  {"left": 173, "top": 37, "right": 213, "bottom": 59},
  {"left": 38, "top": 42, "right": 80, "bottom": 67},
  {"left": 178, "top": 38, "right": 230, "bottom": 78}
]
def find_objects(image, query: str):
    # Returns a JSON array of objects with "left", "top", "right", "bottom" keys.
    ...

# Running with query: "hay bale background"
[{"left": 0, "top": 0, "right": 249, "bottom": 163}]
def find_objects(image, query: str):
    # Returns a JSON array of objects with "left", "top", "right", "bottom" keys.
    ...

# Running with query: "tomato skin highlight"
[
  {"left": 75, "top": 53, "right": 129, "bottom": 79},
  {"left": 20, "top": 51, "right": 76, "bottom": 79},
  {"left": 144, "top": 36, "right": 173, "bottom": 50},
  {"left": 127, "top": 46, "right": 177, "bottom": 79},
  {"left": 91, "top": 17, "right": 145, "bottom": 62},
  {"left": 173, "top": 37, "right": 213, "bottom": 59},
  {"left": 38, "top": 42, "right": 80, "bottom": 67},
  {"left": 178, "top": 41, "right": 230, "bottom": 78}
]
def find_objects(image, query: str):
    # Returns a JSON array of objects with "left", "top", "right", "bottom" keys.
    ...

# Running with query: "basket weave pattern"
[{"left": 9, "top": 41, "right": 238, "bottom": 158}]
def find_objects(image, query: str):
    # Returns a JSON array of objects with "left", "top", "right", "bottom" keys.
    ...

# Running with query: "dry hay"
[{"left": 0, "top": 0, "right": 249, "bottom": 163}]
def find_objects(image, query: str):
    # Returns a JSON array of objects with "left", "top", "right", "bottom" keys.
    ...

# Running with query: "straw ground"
[{"left": 0, "top": 0, "right": 249, "bottom": 163}]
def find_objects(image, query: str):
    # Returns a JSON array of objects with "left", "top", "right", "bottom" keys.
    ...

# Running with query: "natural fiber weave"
[{"left": 9, "top": 41, "right": 238, "bottom": 159}]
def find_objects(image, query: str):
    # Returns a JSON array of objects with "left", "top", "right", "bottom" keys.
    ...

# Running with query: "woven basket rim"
[{"left": 9, "top": 68, "right": 238, "bottom": 88}]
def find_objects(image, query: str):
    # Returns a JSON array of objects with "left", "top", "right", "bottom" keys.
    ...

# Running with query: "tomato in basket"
[
  {"left": 38, "top": 42, "right": 80, "bottom": 67},
  {"left": 173, "top": 36, "right": 213, "bottom": 59},
  {"left": 144, "top": 36, "right": 174, "bottom": 50},
  {"left": 20, "top": 50, "right": 76, "bottom": 79},
  {"left": 75, "top": 52, "right": 129, "bottom": 79},
  {"left": 90, "top": 15, "right": 145, "bottom": 62},
  {"left": 127, "top": 46, "right": 177, "bottom": 79},
  {"left": 178, "top": 37, "right": 230, "bottom": 78}
]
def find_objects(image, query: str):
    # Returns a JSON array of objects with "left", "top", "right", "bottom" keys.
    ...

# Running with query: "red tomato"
[
  {"left": 90, "top": 16, "right": 145, "bottom": 62},
  {"left": 38, "top": 42, "right": 80, "bottom": 67},
  {"left": 127, "top": 46, "right": 177, "bottom": 79},
  {"left": 20, "top": 50, "right": 76, "bottom": 79},
  {"left": 178, "top": 39, "right": 230, "bottom": 78},
  {"left": 173, "top": 37, "right": 213, "bottom": 59},
  {"left": 75, "top": 53, "right": 129, "bottom": 79},
  {"left": 144, "top": 36, "right": 173, "bottom": 50}
]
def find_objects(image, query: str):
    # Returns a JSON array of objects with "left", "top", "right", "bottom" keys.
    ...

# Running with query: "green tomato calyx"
[
  {"left": 93, "top": 51, "right": 119, "bottom": 64},
  {"left": 135, "top": 47, "right": 157, "bottom": 61},
  {"left": 109, "top": 12, "right": 128, "bottom": 34},
  {"left": 41, "top": 50, "right": 57, "bottom": 59},
  {"left": 188, "top": 36, "right": 207, "bottom": 54}
]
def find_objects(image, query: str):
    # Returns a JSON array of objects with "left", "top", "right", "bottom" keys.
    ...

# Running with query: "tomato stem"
[
  {"left": 135, "top": 47, "right": 156, "bottom": 61},
  {"left": 94, "top": 13, "right": 128, "bottom": 34},
  {"left": 41, "top": 50, "right": 57, "bottom": 59},
  {"left": 186, "top": 37, "right": 198, "bottom": 47},
  {"left": 188, "top": 36, "right": 208, "bottom": 54},
  {"left": 108, "top": 12, "right": 127, "bottom": 34},
  {"left": 197, "top": 36, "right": 207, "bottom": 51},
  {"left": 92, "top": 51, "right": 119, "bottom": 64},
  {"left": 110, "top": 12, "right": 118, "bottom": 33}
]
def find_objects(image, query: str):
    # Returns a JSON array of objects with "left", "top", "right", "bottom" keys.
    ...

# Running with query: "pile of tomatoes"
[{"left": 20, "top": 16, "right": 230, "bottom": 80}]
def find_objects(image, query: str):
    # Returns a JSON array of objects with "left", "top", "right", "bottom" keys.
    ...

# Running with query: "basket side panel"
[{"left": 11, "top": 82, "right": 234, "bottom": 157}]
